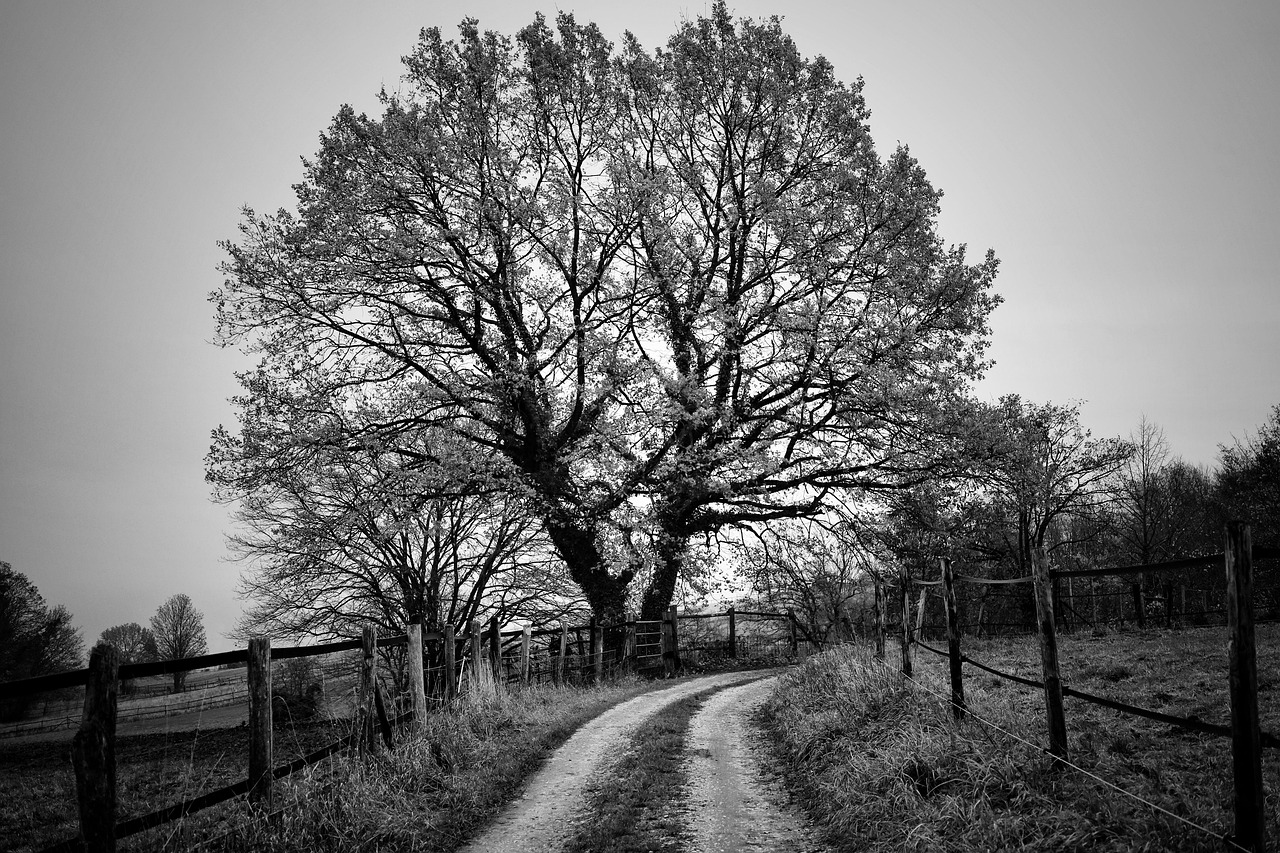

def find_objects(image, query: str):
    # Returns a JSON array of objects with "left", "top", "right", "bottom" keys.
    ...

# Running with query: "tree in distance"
[
  {"left": 0, "top": 561, "right": 84, "bottom": 719},
  {"left": 150, "top": 594, "right": 208, "bottom": 693},
  {"left": 212, "top": 3, "right": 1000, "bottom": 621},
  {"left": 99, "top": 622, "right": 158, "bottom": 694}
]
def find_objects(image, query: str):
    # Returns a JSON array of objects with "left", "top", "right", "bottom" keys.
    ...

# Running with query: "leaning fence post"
[
  {"left": 874, "top": 575, "right": 886, "bottom": 660},
  {"left": 727, "top": 606, "right": 738, "bottom": 659},
  {"left": 914, "top": 588, "right": 928, "bottom": 643},
  {"left": 1226, "top": 522, "right": 1266, "bottom": 852},
  {"left": 1031, "top": 546, "right": 1068, "bottom": 760},
  {"left": 357, "top": 625, "right": 378, "bottom": 755},
  {"left": 520, "top": 626, "right": 532, "bottom": 685},
  {"left": 72, "top": 642, "right": 119, "bottom": 853},
  {"left": 940, "top": 558, "right": 966, "bottom": 720},
  {"left": 899, "top": 568, "right": 913, "bottom": 677},
  {"left": 623, "top": 615, "right": 637, "bottom": 673},
  {"left": 247, "top": 637, "right": 272, "bottom": 807},
  {"left": 443, "top": 623, "right": 457, "bottom": 699},
  {"left": 407, "top": 619, "right": 427, "bottom": 726}
]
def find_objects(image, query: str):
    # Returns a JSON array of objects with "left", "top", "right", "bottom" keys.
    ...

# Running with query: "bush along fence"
[
  {"left": 872, "top": 522, "right": 1277, "bottom": 853},
  {"left": 1, "top": 605, "right": 809, "bottom": 852}
]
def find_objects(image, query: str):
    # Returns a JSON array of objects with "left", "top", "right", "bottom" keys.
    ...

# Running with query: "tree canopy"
[{"left": 211, "top": 4, "right": 1000, "bottom": 621}]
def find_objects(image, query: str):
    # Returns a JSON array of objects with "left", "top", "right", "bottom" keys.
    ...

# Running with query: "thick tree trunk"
[
  {"left": 640, "top": 501, "right": 693, "bottom": 620},
  {"left": 543, "top": 517, "right": 631, "bottom": 622}
]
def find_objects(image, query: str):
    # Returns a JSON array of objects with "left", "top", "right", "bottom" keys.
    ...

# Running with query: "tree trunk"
[
  {"left": 543, "top": 517, "right": 632, "bottom": 621},
  {"left": 640, "top": 526, "right": 686, "bottom": 620}
]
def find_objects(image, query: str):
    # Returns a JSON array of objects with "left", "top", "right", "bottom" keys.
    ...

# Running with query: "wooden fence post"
[
  {"left": 590, "top": 617, "right": 604, "bottom": 683},
  {"left": 357, "top": 625, "right": 378, "bottom": 755},
  {"left": 668, "top": 605, "right": 681, "bottom": 676},
  {"left": 72, "top": 642, "right": 119, "bottom": 853},
  {"left": 247, "top": 637, "right": 272, "bottom": 807},
  {"left": 558, "top": 625, "right": 569, "bottom": 685},
  {"left": 899, "top": 568, "right": 913, "bottom": 677},
  {"left": 728, "top": 606, "right": 737, "bottom": 659},
  {"left": 1031, "top": 546, "right": 1068, "bottom": 760},
  {"left": 488, "top": 614, "right": 502, "bottom": 683},
  {"left": 914, "top": 589, "right": 928, "bottom": 643},
  {"left": 788, "top": 609, "right": 800, "bottom": 658},
  {"left": 443, "top": 623, "right": 457, "bottom": 699},
  {"left": 874, "top": 575, "right": 886, "bottom": 660},
  {"left": 623, "top": 616, "right": 637, "bottom": 673},
  {"left": 407, "top": 620, "right": 427, "bottom": 726},
  {"left": 940, "top": 558, "right": 966, "bottom": 720},
  {"left": 520, "top": 626, "right": 532, "bottom": 685},
  {"left": 1227, "top": 522, "right": 1266, "bottom": 852},
  {"left": 468, "top": 620, "right": 483, "bottom": 689}
]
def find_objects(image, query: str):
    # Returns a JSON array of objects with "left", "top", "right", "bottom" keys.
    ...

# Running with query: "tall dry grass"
[
  {"left": 119, "top": 677, "right": 650, "bottom": 852},
  {"left": 763, "top": 634, "right": 1276, "bottom": 853}
]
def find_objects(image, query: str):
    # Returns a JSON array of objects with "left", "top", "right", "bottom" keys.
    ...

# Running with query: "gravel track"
[
  {"left": 684, "top": 675, "right": 831, "bottom": 852},
  {"left": 458, "top": 669, "right": 773, "bottom": 853}
]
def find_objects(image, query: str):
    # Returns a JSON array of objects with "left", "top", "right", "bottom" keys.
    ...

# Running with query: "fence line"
[
  {"left": 4, "top": 604, "right": 806, "bottom": 852},
  {"left": 885, "top": 523, "right": 1271, "bottom": 852}
]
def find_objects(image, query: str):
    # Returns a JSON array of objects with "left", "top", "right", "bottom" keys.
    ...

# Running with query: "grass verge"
[
  {"left": 560, "top": 689, "right": 722, "bottom": 853},
  {"left": 763, "top": 628, "right": 1280, "bottom": 853},
  {"left": 106, "top": 678, "right": 656, "bottom": 852}
]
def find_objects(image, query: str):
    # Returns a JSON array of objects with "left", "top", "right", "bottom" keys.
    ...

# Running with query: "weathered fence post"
[
  {"left": 72, "top": 642, "right": 119, "bottom": 853},
  {"left": 940, "top": 558, "right": 965, "bottom": 720},
  {"left": 589, "top": 617, "right": 603, "bottom": 683},
  {"left": 558, "top": 625, "right": 570, "bottom": 685},
  {"left": 1031, "top": 546, "right": 1068, "bottom": 760},
  {"left": 874, "top": 575, "right": 886, "bottom": 660},
  {"left": 727, "top": 606, "right": 737, "bottom": 659},
  {"left": 899, "top": 568, "right": 913, "bottom": 677},
  {"left": 488, "top": 614, "right": 502, "bottom": 683},
  {"left": 407, "top": 620, "right": 427, "bottom": 726},
  {"left": 623, "top": 615, "right": 637, "bottom": 673},
  {"left": 788, "top": 609, "right": 799, "bottom": 658},
  {"left": 520, "top": 626, "right": 532, "bottom": 685},
  {"left": 443, "top": 623, "right": 457, "bottom": 699},
  {"left": 467, "top": 620, "right": 483, "bottom": 689},
  {"left": 662, "top": 606, "right": 681, "bottom": 677},
  {"left": 1226, "top": 522, "right": 1266, "bottom": 852},
  {"left": 247, "top": 637, "right": 272, "bottom": 807},
  {"left": 913, "top": 588, "right": 928, "bottom": 643},
  {"left": 357, "top": 625, "right": 378, "bottom": 755}
]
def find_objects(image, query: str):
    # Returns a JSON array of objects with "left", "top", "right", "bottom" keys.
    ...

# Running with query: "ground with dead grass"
[{"left": 762, "top": 624, "right": 1280, "bottom": 852}]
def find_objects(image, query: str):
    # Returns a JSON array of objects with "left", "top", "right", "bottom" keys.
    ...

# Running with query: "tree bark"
[{"left": 543, "top": 517, "right": 632, "bottom": 621}]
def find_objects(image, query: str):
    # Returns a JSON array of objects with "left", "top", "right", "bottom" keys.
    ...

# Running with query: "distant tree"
[
  {"left": 1218, "top": 404, "right": 1280, "bottom": 548},
  {"left": 150, "top": 594, "right": 208, "bottom": 693},
  {"left": 100, "top": 622, "right": 158, "bottom": 694},
  {"left": 0, "top": 562, "right": 84, "bottom": 719}
]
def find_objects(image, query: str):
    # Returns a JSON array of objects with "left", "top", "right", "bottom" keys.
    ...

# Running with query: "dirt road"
[
  {"left": 684, "top": 675, "right": 831, "bottom": 852},
  {"left": 460, "top": 668, "right": 828, "bottom": 853}
]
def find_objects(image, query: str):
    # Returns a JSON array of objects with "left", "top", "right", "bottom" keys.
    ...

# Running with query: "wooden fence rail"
[{"left": 6, "top": 604, "right": 807, "bottom": 852}]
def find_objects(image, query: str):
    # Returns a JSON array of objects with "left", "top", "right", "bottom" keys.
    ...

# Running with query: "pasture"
[{"left": 764, "top": 624, "right": 1280, "bottom": 852}]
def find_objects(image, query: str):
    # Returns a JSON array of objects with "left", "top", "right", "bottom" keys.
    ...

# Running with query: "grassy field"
[{"left": 763, "top": 624, "right": 1280, "bottom": 852}]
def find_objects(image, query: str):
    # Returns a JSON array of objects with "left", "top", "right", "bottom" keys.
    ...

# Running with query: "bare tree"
[{"left": 150, "top": 594, "right": 208, "bottom": 693}]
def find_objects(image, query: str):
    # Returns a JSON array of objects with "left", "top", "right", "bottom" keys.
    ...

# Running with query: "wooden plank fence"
[{"left": 3, "top": 605, "right": 808, "bottom": 852}]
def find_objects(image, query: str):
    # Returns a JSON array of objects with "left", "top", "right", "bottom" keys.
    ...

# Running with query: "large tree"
[
  {"left": 615, "top": 7, "right": 1000, "bottom": 615},
  {"left": 212, "top": 7, "right": 1000, "bottom": 620},
  {"left": 150, "top": 594, "right": 208, "bottom": 693}
]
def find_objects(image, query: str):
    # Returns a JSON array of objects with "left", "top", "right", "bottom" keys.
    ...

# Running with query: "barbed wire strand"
[{"left": 877, "top": 659, "right": 1250, "bottom": 853}]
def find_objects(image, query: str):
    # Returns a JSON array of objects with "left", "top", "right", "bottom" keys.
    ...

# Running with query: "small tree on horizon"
[{"left": 150, "top": 594, "right": 208, "bottom": 693}]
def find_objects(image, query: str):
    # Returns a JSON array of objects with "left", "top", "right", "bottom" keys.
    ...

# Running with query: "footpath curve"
[{"left": 459, "top": 667, "right": 828, "bottom": 853}]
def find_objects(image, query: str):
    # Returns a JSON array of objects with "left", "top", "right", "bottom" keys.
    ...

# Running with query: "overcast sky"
[{"left": 2, "top": 0, "right": 1277, "bottom": 652}]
